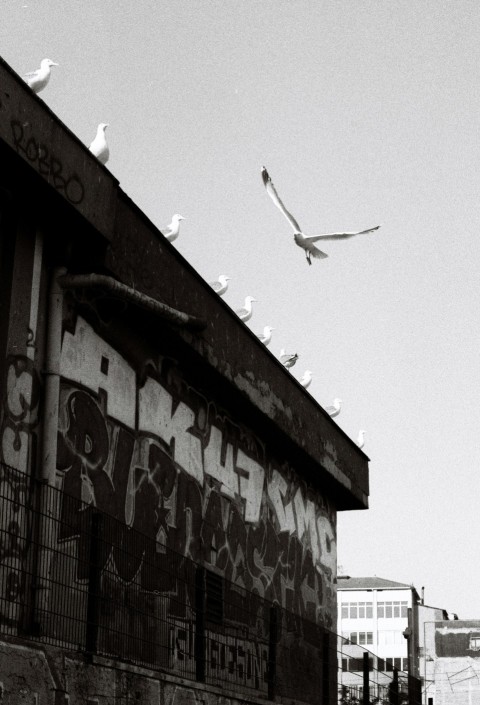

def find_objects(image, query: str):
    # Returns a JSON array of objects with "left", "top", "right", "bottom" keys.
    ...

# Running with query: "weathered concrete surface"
[
  {"left": 0, "top": 641, "right": 319, "bottom": 705},
  {"left": 0, "top": 57, "right": 117, "bottom": 242}
]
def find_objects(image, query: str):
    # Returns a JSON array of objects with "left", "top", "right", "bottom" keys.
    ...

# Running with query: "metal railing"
[{"left": 0, "top": 462, "right": 420, "bottom": 704}]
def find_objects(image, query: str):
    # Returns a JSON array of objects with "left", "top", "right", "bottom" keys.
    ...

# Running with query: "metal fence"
[
  {"left": 337, "top": 638, "right": 422, "bottom": 705},
  {"left": 0, "top": 462, "right": 421, "bottom": 704}
]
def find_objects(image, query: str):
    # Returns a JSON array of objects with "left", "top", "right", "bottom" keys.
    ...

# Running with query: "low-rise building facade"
[
  {"left": 0, "top": 55, "right": 370, "bottom": 705},
  {"left": 337, "top": 576, "right": 421, "bottom": 702},
  {"left": 423, "top": 620, "right": 480, "bottom": 705}
]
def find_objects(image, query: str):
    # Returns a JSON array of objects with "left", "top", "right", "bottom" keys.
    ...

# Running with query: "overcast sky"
[{"left": 2, "top": 0, "right": 480, "bottom": 619}]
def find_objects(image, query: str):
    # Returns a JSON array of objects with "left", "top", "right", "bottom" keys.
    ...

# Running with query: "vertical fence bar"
[
  {"left": 31, "top": 478, "right": 60, "bottom": 635},
  {"left": 85, "top": 512, "right": 102, "bottom": 653},
  {"left": 195, "top": 566, "right": 206, "bottom": 682},
  {"left": 22, "top": 476, "right": 43, "bottom": 635},
  {"left": 267, "top": 605, "right": 278, "bottom": 700},
  {"left": 362, "top": 651, "right": 370, "bottom": 705},
  {"left": 389, "top": 667, "right": 399, "bottom": 705},
  {"left": 408, "top": 673, "right": 421, "bottom": 705},
  {"left": 322, "top": 629, "right": 331, "bottom": 705}
]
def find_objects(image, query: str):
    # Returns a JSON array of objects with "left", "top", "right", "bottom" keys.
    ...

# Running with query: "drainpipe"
[
  {"left": 40, "top": 266, "right": 66, "bottom": 484},
  {"left": 32, "top": 266, "right": 66, "bottom": 632}
]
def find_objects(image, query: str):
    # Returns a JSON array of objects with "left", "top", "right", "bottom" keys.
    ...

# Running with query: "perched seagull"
[
  {"left": 209, "top": 274, "right": 230, "bottom": 296},
  {"left": 300, "top": 370, "right": 313, "bottom": 388},
  {"left": 357, "top": 430, "right": 366, "bottom": 449},
  {"left": 325, "top": 398, "right": 342, "bottom": 418},
  {"left": 256, "top": 326, "right": 274, "bottom": 346},
  {"left": 235, "top": 296, "right": 257, "bottom": 322},
  {"left": 163, "top": 214, "right": 185, "bottom": 242},
  {"left": 88, "top": 123, "right": 109, "bottom": 164},
  {"left": 280, "top": 348, "right": 299, "bottom": 368},
  {"left": 261, "top": 167, "right": 381, "bottom": 265},
  {"left": 24, "top": 58, "right": 59, "bottom": 94}
]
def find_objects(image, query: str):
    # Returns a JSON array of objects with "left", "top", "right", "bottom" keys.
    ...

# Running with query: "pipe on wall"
[
  {"left": 58, "top": 272, "right": 207, "bottom": 331},
  {"left": 40, "top": 266, "right": 66, "bottom": 485}
]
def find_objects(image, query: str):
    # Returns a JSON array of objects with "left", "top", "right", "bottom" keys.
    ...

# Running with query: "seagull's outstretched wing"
[
  {"left": 306, "top": 225, "right": 381, "bottom": 242},
  {"left": 262, "top": 167, "right": 302, "bottom": 233}
]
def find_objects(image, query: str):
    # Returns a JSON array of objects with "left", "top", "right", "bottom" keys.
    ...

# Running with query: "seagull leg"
[{"left": 306, "top": 252, "right": 312, "bottom": 265}]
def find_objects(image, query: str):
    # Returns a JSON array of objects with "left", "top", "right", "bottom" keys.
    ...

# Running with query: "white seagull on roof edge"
[
  {"left": 235, "top": 296, "right": 257, "bottom": 322},
  {"left": 24, "top": 58, "right": 59, "bottom": 94},
  {"left": 88, "top": 123, "right": 110, "bottom": 165},
  {"left": 279, "top": 348, "right": 299, "bottom": 368},
  {"left": 325, "top": 398, "right": 342, "bottom": 418},
  {"left": 300, "top": 370, "right": 313, "bottom": 388},
  {"left": 209, "top": 275, "right": 230, "bottom": 296},
  {"left": 357, "top": 430, "right": 366, "bottom": 449},
  {"left": 163, "top": 214, "right": 185, "bottom": 242},
  {"left": 256, "top": 326, "right": 274, "bottom": 346},
  {"left": 261, "top": 167, "right": 381, "bottom": 265}
]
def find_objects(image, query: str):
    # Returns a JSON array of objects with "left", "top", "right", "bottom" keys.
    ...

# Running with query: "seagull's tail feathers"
[
  {"left": 310, "top": 247, "right": 328, "bottom": 260},
  {"left": 296, "top": 236, "right": 328, "bottom": 261}
]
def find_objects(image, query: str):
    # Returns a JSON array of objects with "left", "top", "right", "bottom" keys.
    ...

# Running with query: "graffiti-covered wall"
[{"left": 56, "top": 314, "right": 337, "bottom": 627}]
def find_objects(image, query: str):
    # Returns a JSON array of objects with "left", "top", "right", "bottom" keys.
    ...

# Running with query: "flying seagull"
[
  {"left": 261, "top": 166, "right": 381, "bottom": 265},
  {"left": 209, "top": 275, "right": 230, "bottom": 296},
  {"left": 256, "top": 326, "right": 274, "bottom": 346},
  {"left": 89, "top": 123, "right": 109, "bottom": 164},
  {"left": 357, "top": 430, "right": 366, "bottom": 449},
  {"left": 325, "top": 398, "right": 342, "bottom": 418},
  {"left": 300, "top": 370, "right": 313, "bottom": 388},
  {"left": 235, "top": 296, "right": 257, "bottom": 322},
  {"left": 280, "top": 348, "right": 299, "bottom": 368},
  {"left": 163, "top": 214, "right": 185, "bottom": 242},
  {"left": 24, "top": 58, "right": 59, "bottom": 94}
]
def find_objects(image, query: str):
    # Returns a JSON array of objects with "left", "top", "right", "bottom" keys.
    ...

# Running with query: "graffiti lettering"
[
  {"left": 56, "top": 317, "right": 337, "bottom": 626},
  {"left": 169, "top": 621, "right": 268, "bottom": 692},
  {"left": 61, "top": 318, "right": 136, "bottom": 428},
  {"left": 139, "top": 377, "right": 203, "bottom": 483},
  {"left": 10, "top": 120, "right": 85, "bottom": 205},
  {"left": 1, "top": 356, "right": 40, "bottom": 471}
]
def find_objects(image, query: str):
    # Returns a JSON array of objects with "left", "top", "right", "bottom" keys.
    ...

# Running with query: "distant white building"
[
  {"left": 337, "top": 576, "right": 452, "bottom": 703},
  {"left": 337, "top": 576, "right": 419, "bottom": 702},
  {"left": 338, "top": 576, "right": 417, "bottom": 673}
]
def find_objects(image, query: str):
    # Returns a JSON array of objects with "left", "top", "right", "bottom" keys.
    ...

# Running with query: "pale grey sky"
[{"left": 2, "top": 0, "right": 480, "bottom": 617}]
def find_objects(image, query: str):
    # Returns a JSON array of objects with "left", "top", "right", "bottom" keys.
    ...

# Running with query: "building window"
[
  {"left": 379, "top": 631, "right": 394, "bottom": 645},
  {"left": 379, "top": 658, "right": 408, "bottom": 673},
  {"left": 341, "top": 601, "right": 373, "bottom": 619},
  {"left": 377, "top": 601, "right": 408, "bottom": 618},
  {"left": 348, "top": 631, "right": 373, "bottom": 645},
  {"left": 469, "top": 636, "right": 480, "bottom": 651},
  {"left": 343, "top": 658, "right": 373, "bottom": 672}
]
